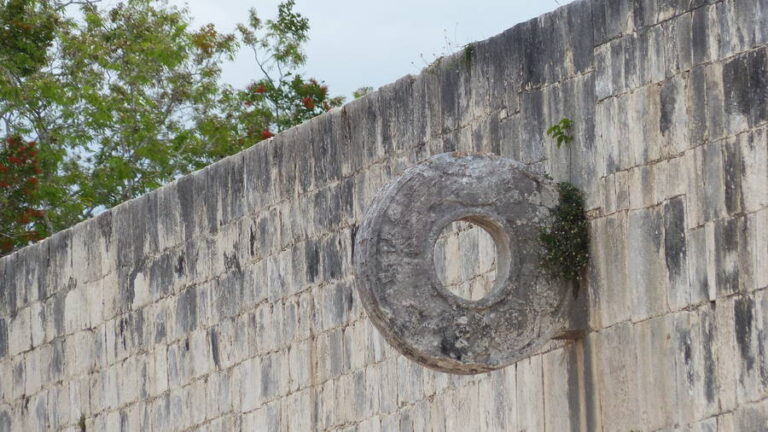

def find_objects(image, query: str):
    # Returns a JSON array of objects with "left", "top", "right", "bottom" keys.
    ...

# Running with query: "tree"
[
  {"left": 0, "top": 135, "right": 46, "bottom": 253},
  {"left": 0, "top": 0, "right": 343, "bottom": 256},
  {"left": 229, "top": 0, "right": 344, "bottom": 144}
]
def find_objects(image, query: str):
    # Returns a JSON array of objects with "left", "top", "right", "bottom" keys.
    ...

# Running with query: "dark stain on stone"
[
  {"left": 722, "top": 139, "right": 744, "bottom": 216},
  {"left": 149, "top": 253, "right": 173, "bottom": 299},
  {"left": 0, "top": 318, "right": 7, "bottom": 359},
  {"left": 341, "top": 178, "right": 354, "bottom": 218},
  {"left": 345, "top": 284, "right": 355, "bottom": 314},
  {"left": 714, "top": 218, "right": 740, "bottom": 296},
  {"left": 133, "top": 309, "right": 146, "bottom": 348},
  {"left": 0, "top": 409, "right": 10, "bottom": 432},
  {"left": 322, "top": 238, "right": 341, "bottom": 281},
  {"left": 659, "top": 79, "right": 677, "bottom": 135},
  {"left": 96, "top": 210, "right": 112, "bottom": 249},
  {"left": 678, "top": 327, "right": 695, "bottom": 387},
  {"left": 50, "top": 338, "right": 64, "bottom": 379},
  {"left": 176, "top": 287, "right": 198, "bottom": 334},
  {"left": 261, "top": 355, "right": 273, "bottom": 398},
  {"left": 120, "top": 410, "right": 129, "bottom": 432},
  {"left": 724, "top": 49, "right": 768, "bottom": 126},
  {"left": 175, "top": 253, "right": 185, "bottom": 278},
  {"left": 313, "top": 189, "right": 329, "bottom": 232},
  {"left": 258, "top": 216, "right": 270, "bottom": 255},
  {"left": 734, "top": 296, "right": 755, "bottom": 372},
  {"left": 154, "top": 311, "right": 166, "bottom": 344},
  {"left": 350, "top": 224, "right": 358, "bottom": 260},
  {"left": 3, "top": 255, "right": 18, "bottom": 319},
  {"left": 177, "top": 175, "right": 196, "bottom": 241},
  {"left": 519, "top": 19, "right": 545, "bottom": 89},
  {"left": 691, "top": 8, "right": 709, "bottom": 65},
  {"left": 759, "top": 328, "right": 768, "bottom": 388},
  {"left": 120, "top": 265, "right": 141, "bottom": 311},
  {"left": 663, "top": 197, "right": 686, "bottom": 282},
  {"left": 217, "top": 271, "right": 244, "bottom": 319},
  {"left": 439, "top": 330, "right": 467, "bottom": 361},
  {"left": 118, "top": 316, "right": 128, "bottom": 350},
  {"left": 53, "top": 291, "right": 66, "bottom": 337},
  {"left": 305, "top": 240, "right": 320, "bottom": 283},
  {"left": 249, "top": 225, "right": 257, "bottom": 257},
  {"left": 223, "top": 251, "right": 242, "bottom": 274},
  {"left": 209, "top": 328, "right": 221, "bottom": 369},
  {"left": 701, "top": 305, "right": 717, "bottom": 403},
  {"left": 205, "top": 180, "right": 218, "bottom": 236},
  {"left": 13, "top": 361, "right": 24, "bottom": 386},
  {"left": 36, "top": 245, "right": 49, "bottom": 301}
]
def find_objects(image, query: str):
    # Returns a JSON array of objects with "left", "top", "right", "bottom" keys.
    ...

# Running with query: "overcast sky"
[{"left": 166, "top": 0, "right": 574, "bottom": 99}]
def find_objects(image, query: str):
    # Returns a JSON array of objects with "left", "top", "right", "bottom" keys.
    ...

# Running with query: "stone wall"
[{"left": 1, "top": 0, "right": 767, "bottom": 430}]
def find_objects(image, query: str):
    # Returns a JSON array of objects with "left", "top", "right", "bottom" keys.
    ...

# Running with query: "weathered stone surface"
[
  {"left": 355, "top": 153, "right": 573, "bottom": 374},
  {"left": 0, "top": 0, "right": 765, "bottom": 429}
]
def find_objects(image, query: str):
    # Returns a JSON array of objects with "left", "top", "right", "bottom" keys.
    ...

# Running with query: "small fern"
[{"left": 546, "top": 118, "right": 574, "bottom": 148}]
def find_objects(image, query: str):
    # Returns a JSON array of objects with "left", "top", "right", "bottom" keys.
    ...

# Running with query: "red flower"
[
  {"left": 302, "top": 96, "right": 315, "bottom": 110},
  {"left": 8, "top": 156, "right": 23, "bottom": 165},
  {"left": 260, "top": 130, "right": 274, "bottom": 139},
  {"left": 24, "top": 208, "right": 44, "bottom": 218},
  {"left": 254, "top": 84, "right": 267, "bottom": 94}
]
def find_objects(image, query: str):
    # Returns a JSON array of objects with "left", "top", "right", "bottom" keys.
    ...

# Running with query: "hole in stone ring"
[{"left": 433, "top": 220, "right": 500, "bottom": 301}]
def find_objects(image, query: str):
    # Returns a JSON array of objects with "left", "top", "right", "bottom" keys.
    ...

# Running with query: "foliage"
[
  {"left": 462, "top": 43, "right": 475, "bottom": 67},
  {"left": 231, "top": 0, "right": 344, "bottom": 140},
  {"left": 353, "top": 86, "right": 373, "bottom": 99},
  {"left": 0, "top": 0, "right": 343, "bottom": 255},
  {"left": 0, "top": 0, "right": 58, "bottom": 76},
  {"left": 546, "top": 117, "right": 574, "bottom": 148},
  {"left": 538, "top": 182, "right": 589, "bottom": 281},
  {"left": 0, "top": 135, "right": 46, "bottom": 253}
]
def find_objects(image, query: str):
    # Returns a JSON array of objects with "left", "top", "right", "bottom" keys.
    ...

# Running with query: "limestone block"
[
  {"left": 206, "top": 370, "right": 233, "bottom": 420},
  {"left": 0, "top": 360, "right": 9, "bottom": 402},
  {"left": 596, "top": 322, "right": 641, "bottom": 431},
  {"left": 233, "top": 357, "right": 255, "bottom": 413},
  {"left": 684, "top": 225, "right": 709, "bottom": 305},
  {"left": 739, "top": 127, "right": 768, "bottom": 214},
  {"left": 543, "top": 346, "right": 581, "bottom": 432},
  {"left": 664, "top": 197, "right": 691, "bottom": 310},
  {"left": 8, "top": 306, "right": 31, "bottom": 356},
  {"left": 731, "top": 397, "right": 768, "bottom": 431},
  {"left": 592, "top": 213, "right": 631, "bottom": 326},
  {"left": 516, "top": 355, "right": 545, "bottom": 432},
  {"left": 664, "top": 12, "right": 693, "bottom": 76},
  {"left": 714, "top": 215, "right": 753, "bottom": 297},
  {"left": 627, "top": 207, "right": 669, "bottom": 321},
  {"left": 148, "top": 392, "right": 171, "bottom": 431},
  {"left": 592, "top": 0, "right": 635, "bottom": 46}
]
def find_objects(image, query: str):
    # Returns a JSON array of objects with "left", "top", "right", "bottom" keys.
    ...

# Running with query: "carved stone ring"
[{"left": 354, "top": 153, "right": 577, "bottom": 374}]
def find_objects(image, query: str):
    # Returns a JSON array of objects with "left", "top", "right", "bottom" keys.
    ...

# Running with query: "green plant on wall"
[
  {"left": 539, "top": 182, "right": 589, "bottom": 282},
  {"left": 462, "top": 43, "right": 475, "bottom": 68},
  {"left": 546, "top": 118, "right": 574, "bottom": 148}
]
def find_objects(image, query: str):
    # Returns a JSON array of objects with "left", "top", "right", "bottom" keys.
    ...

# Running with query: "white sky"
[{"left": 167, "top": 0, "right": 575, "bottom": 99}]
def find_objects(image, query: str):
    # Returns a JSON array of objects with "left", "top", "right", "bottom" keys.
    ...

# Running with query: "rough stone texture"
[
  {"left": 354, "top": 153, "right": 575, "bottom": 374},
  {"left": 433, "top": 220, "right": 497, "bottom": 301},
  {"left": 0, "top": 0, "right": 767, "bottom": 430}
]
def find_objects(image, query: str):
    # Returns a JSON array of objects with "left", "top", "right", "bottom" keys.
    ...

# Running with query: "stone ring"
[{"left": 354, "top": 152, "right": 574, "bottom": 374}]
